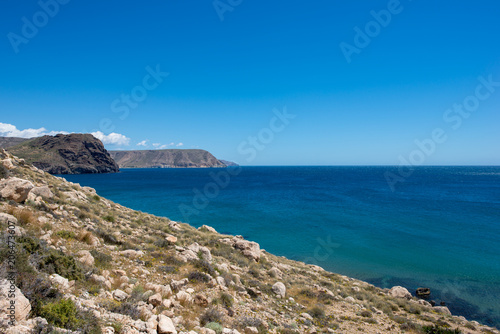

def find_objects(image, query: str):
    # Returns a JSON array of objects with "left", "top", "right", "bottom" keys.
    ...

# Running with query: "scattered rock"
[
  {"left": 232, "top": 236, "right": 260, "bottom": 262},
  {"left": 170, "top": 278, "right": 188, "bottom": 291},
  {"left": 434, "top": 306, "right": 452, "bottom": 316},
  {"left": 76, "top": 250, "right": 95, "bottom": 266},
  {"left": 272, "top": 282, "right": 286, "bottom": 298},
  {"left": 158, "top": 314, "right": 177, "bottom": 334},
  {"left": 0, "top": 280, "right": 31, "bottom": 324},
  {"left": 345, "top": 296, "right": 356, "bottom": 303},
  {"left": 388, "top": 286, "right": 412, "bottom": 299},
  {"left": 168, "top": 221, "right": 181, "bottom": 231},
  {"left": 194, "top": 294, "right": 209, "bottom": 307},
  {"left": 149, "top": 293, "right": 163, "bottom": 307},
  {"left": 166, "top": 235, "right": 177, "bottom": 244},
  {"left": 245, "top": 327, "right": 259, "bottom": 334},
  {"left": 198, "top": 225, "right": 217, "bottom": 233},
  {"left": 120, "top": 249, "right": 145, "bottom": 259},
  {"left": 113, "top": 289, "right": 129, "bottom": 301},
  {"left": 49, "top": 273, "right": 70, "bottom": 290},
  {"left": 29, "top": 185, "right": 54, "bottom": 199},
  {"left": 0, "top": 177, "right": 34, "bottom": 203},
  {"left": 268, "top": 267, "right": 282, "bottom": 279},
  {"left": 416, "top": 287, "right": 431, "bottom": 297},
  {"left": 176, "top": 291, "right": 192, "bottom": 305}
]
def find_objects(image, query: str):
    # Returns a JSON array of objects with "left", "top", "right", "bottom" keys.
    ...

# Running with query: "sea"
[{"left": 62, "top": 166, "right": 500, "bottom": 327}]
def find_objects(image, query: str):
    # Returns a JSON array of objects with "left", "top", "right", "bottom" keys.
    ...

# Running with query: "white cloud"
[
  {"left": 0, "top": 122, "right": 68, "bottom": 138},
  {"left": 137, "top": 140, "right": 148, "bottom": 147},
  {"left": 151, "top": 142, "right": 184, "bottom": 149},
  {"left": 91, "top": 131, "right": 130, "bottom": 146}
]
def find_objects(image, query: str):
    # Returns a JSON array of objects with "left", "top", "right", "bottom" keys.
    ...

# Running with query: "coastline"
[{"left": 1, "top": 150, "right": 499, "bottom": 333}]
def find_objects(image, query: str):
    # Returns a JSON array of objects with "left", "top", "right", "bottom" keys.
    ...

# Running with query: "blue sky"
[{"left": 1, "top": 0, "right": 499, "bottom": 165}]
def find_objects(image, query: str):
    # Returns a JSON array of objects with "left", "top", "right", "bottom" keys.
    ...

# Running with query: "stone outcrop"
[
  {"left": 388, "top": 286, "right": 412, "bottom": 299},
  {"left": 272, "top": 282, "right": 286, "bottom": 298},
  {"left": 231, "top": 236, "right": 261, "bottom": 262},
  {"left": 0, "top": 177, "right": 34, "bottom": 203},
  {"left": 6, "top": 134, "right": 119, "bottom": 174},
  {"left": 0, "top": 280, "right": 31, "bottom": 325}
]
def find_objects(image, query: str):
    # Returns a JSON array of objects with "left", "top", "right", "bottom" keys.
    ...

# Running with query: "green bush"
[
  {"left": 200, "top": 308, "right": 225, "bottom": 326},
  {"left": 17, "top": 235, "right": 41, "bottom": 254},
  {"left": 422, "top": 325, "right": 461, "bottom": 334},
  {"left": 0, "top": 164, "right": 9, "bottom": 179},
  {"left": 220, "top": 292, "right": 233, "bottom": 308},
  {"left": 95, "top": 228, "right": 121, "bottom": 245},
  {"left": 194, "top": 259, "right": 217, "bottom": 277},
  {"left": 308, "top": 306, "right": 326, "bottom": 319},
  {"left": 188, "top": 271, "right": 211, "bottom": 283},
  {"left": 103, "top": 215, "right": 116, "bottom": 223},
  {"left": 40, "top": 298, "right": 101, "bottom": 333},
  {"left": 206, "top": 322, "right": 223, "bottom": 334},
  {"left": 38, "top": 249, "right": 84, "bottom": 281},
  {"left": 90, "top": 249, "right": 112, "bottom": 268},
  {"left": 56, "top": 230, "right": 76, "bottom": 239},
  {"left": 40, "top": 299, "right": 78, "bottom": 328},
  {"left": 360, "top": 309, "right": 372, "bottom": 318}
]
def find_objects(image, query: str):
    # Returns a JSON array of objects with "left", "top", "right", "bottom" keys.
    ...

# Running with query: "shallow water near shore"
[{"left": 63, "top": 166, "right": 500, "bottom": 327}]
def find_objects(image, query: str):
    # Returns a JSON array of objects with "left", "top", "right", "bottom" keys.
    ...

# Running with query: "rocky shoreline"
[{"left": 0, "top": 149, "right": 499, "bottom": 334}]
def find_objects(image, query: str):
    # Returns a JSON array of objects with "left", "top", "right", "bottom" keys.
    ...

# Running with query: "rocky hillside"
[
  {"left": 6, "top": 134, "right": 119, "bottom": 174},
  {"left": 0, "top": 150, "right": 498, "bottom": 334},
  {"left": 0, "top": 137, "right": 29, "bottom": 149},
  {"left": 109, "top": 150, "right": 226, "bottom": 168}
]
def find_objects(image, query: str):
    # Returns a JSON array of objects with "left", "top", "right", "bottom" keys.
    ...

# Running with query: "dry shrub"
[{"left": 78, "top": 231, "right": 94, "bottom": 245}]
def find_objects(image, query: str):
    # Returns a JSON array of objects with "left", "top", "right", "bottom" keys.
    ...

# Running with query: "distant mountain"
[
  {"left": 109, "top": 149, "right": 227, "bottom": 168},
  {"left": 220, "top": 159, "right": 239, "bottom": 167},
  {"left": 0, "top": 137, "right": 29, "bottom": 149},
  {"left": 6, "top": 134, "right": 119, "bottom": 174}
]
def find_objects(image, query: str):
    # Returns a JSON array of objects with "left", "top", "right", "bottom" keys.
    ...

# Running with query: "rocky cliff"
[
  {"left": 109, "top": 149, "right": 227, "bottom": 168},
  {"left": 6, "top": 134, "right": 119, "bottom": 174}
]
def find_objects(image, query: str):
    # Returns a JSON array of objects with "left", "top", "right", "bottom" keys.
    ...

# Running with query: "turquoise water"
[{"left": 62, "top": 166, "right": 500, "bottom": 327}]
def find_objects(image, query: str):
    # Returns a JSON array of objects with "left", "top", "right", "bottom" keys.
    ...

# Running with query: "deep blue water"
[{"left": 62, "top": 166, "right": 500, "bottom": 327}]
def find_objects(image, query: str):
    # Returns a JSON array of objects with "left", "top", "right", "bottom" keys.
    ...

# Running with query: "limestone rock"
[
  {"left": 194, "top": 294, "right": 208, "bottom": 307},
  {"left": 170, "top": 278, "right": 188, "bottom": 291},
  {"left": 158, "top": 314, "right": 177, "bottom": 334},
  {"left": 49, "top": 273, "right": 70, "bottom": 290},
  {"left": 198, "top": 225, "right": 217, "bottom": 233},
  {"left": 232, "top": 237, "right": 260, "bottom": 262},
  {"left": 388, "top": 286, "right": 412, "bottom": 299},
  {"left": 176, "top": 291, "right": 192, "bottom": 305},
  {"left": 76, "top": 250, "right": 95, "bottom": 266},
  {"left": 0, "top": 280, "right": 31, "bottom": 324},
  {"left": 120, "top": 249, "right": 145, "bottom": 259},
  {"left": 113, "top": 289, "right": 129, "bottom": 301},
  {"left": 29, "top": 185, "right": 54, "bottom": 199},
  {"left": 166, "top": 235, "right": 177, "bottom": 244},
  {"left": 245, "top": 327, "right": 258, "bottom": 334},
  {"left": 272, "top": 282, "right": 286, "bottom": 298},
  {"left": 434, "top": 306, "right": 452, "bottom": 316},
  {"left": 268, "top": 267, "right": 282, "bottom": 279},
  {"left": 0, "top": 177, "right": 34, "bottom": 203},
  {"left": 149, "top": 293, "right": 163, "bottom": 307},
  {"left": 1, "top": 158, "right": 15, "bottom": 170},
  {"left": 186, "top": 242, "right": 212, "bottom": 261}
]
